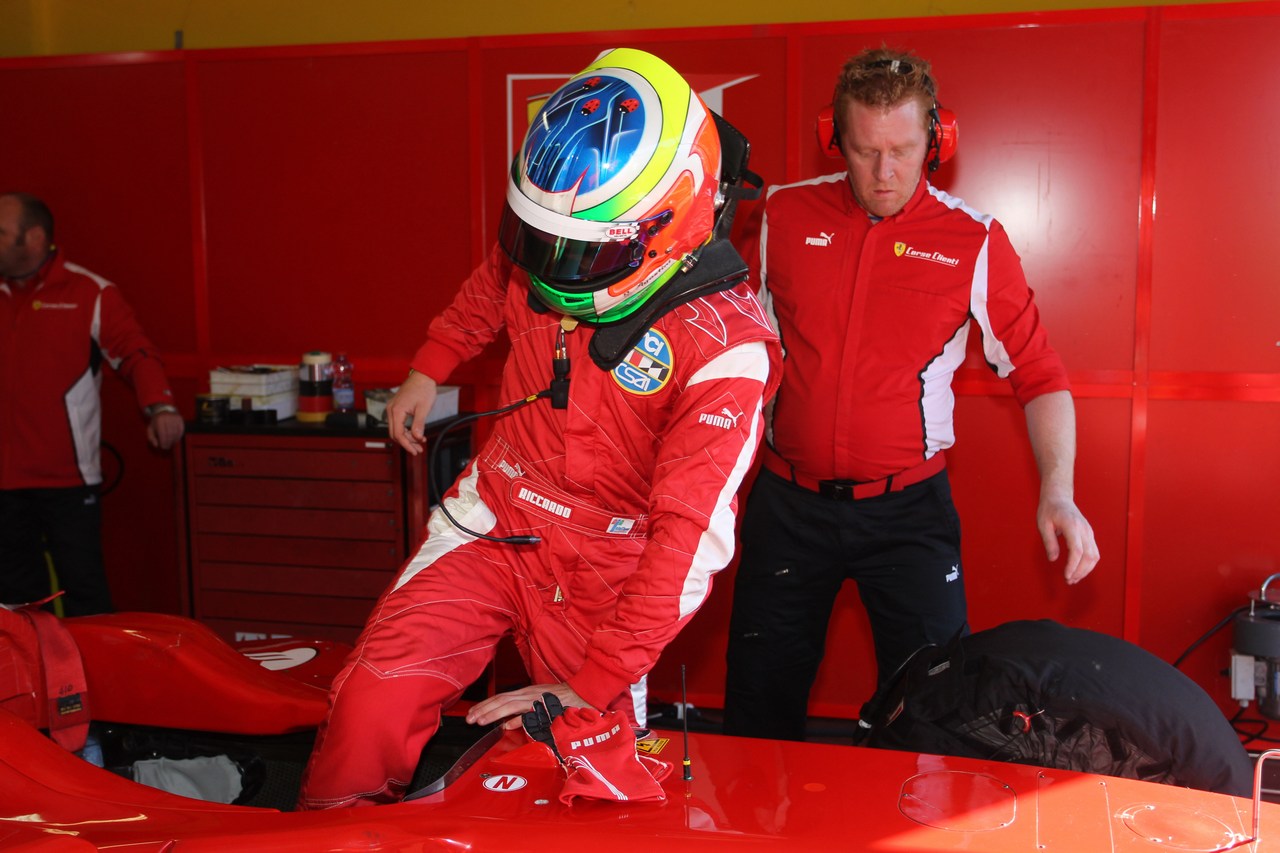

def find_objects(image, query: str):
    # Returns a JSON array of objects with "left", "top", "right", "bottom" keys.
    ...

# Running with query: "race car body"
[{"left": 1, "top": 612, "right": 1275, "bottom": 852}]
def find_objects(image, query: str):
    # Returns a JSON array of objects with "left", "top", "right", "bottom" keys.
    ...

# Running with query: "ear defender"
[
  {"left": 815, "top": 103, "right": 958, "bottom": 171},
  {"left": 816, "top": 104, "right": 840, "bottom": 158},
  {"left": 928, "top": 106, "right": 958, "bottom": 172}
]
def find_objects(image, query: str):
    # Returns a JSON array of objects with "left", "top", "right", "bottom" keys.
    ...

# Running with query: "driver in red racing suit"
[{"left": 298, "top": 48, "right": 780, "bottom": 809}]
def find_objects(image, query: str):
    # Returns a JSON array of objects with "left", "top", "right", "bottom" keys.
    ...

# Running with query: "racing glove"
[{"left": 551, "top": 705, "right": 669, "bottom": 805}]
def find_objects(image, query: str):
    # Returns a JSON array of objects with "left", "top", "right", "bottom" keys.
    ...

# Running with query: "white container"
[
  {"left": 430, "top": 385, "right": 460, "bottom": 422},
  {"left": 365, "top": 385, "right": 459, "bottom": 425}
]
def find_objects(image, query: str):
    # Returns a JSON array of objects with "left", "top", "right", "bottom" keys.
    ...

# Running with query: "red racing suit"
[
  {"left": 0, "top": 252, "right": 176, "bottom": 489},
  {"left": 299, "top": 245, "right": 780, "bottom": 808},
  {"left": 756, "top": 174, "right": 1069, "bottom": 482}
]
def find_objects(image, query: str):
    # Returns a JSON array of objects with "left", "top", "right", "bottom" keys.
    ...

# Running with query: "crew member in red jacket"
[
  {"left": 0, "top": 192, "right": 183, "bottom": 615},
  {"left": 722, "top": 48, "right": 1100, "bottom": 741},
  {"left": 298, "top": 48, "right": 779, "bottom": 808}
]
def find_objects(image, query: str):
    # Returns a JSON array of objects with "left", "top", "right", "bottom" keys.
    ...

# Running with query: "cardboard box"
[{"left": 210, "top": 365, "right": 298, "bottom": 397}]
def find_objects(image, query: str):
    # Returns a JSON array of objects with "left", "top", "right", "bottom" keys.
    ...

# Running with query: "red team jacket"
[
  {"left": 0, "top": 253, "right": 175, "bottom": 490},
  {"left": 756, "top": 174, "right": 1070, "bottom": 483},
  {"left": 411, "top": 245, "right": 781, "bottom": 709}
]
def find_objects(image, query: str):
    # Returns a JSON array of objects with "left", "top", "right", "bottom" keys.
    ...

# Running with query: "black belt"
[{"left": 761, "top": 447, "right": 945, "bottom": 500}]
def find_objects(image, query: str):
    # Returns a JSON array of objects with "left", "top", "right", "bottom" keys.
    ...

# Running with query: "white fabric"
[{"left": 132, "top": 755, "right": 242, "bottom": 803}]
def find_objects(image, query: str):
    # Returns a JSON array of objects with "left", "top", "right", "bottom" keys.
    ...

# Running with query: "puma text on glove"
[{"left": 551, "top": 706, "right": 667, "bottom": 805}]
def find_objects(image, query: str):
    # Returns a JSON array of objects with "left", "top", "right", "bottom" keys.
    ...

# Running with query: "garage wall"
[{"left": 1, "top": 3, "right": 1276, "bottom": 718}]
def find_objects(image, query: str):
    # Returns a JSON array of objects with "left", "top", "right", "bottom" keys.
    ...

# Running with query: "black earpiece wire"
[{"left": 427, "top": 324, "right": 571, "bottom": 546}]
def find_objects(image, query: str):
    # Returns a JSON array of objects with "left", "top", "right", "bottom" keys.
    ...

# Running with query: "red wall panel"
[
  {"left": 1141, "top": 400, "right": 1280, "bottom": 707},
  {"left": 1152, "top": 13, "right": 1280, "bottom": 375},
  {"left": 0, "top": 60, "right": 195, "bottom": 354},
  {"left": 195, "top": 48, "right": 476, "bottom": 363},
  {"left": 1137, "top": 10, "right": 1280, "bottom": 716},
  {"left": 952, "top": 395, "right": 1131, "bottom": 633}
]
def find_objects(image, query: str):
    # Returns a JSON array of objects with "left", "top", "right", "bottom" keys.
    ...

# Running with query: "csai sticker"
[{"left": 611, "top": 328, "right": 673, "bottom": 395}]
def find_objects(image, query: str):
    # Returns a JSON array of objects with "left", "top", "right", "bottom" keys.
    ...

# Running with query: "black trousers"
[
  {"left": 723, "top": 467, "right": 966, "bottom": 741},
  {"left": 0, "top": 486, "right": 113, "bottom": 616}
]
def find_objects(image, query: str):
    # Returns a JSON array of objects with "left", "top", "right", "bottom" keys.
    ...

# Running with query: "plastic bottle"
[{"left": 332, "top": 352, "right": 356, "bottom": 413}]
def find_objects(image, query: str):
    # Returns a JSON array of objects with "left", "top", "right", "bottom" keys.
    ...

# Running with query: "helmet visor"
[
  {"left": 498, "top": 179, "right": 673, "bottom": 291},
  {"left": 498, "top": 203, "right": 642, "bottom": 289}
]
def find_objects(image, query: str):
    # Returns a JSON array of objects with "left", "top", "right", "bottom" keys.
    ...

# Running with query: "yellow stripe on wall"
[{"left": 0, "top": 0, "right": 1259, "bottom": 58}]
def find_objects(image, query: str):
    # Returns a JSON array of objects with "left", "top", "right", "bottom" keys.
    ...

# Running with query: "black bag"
[{"left": 856, "top": 619, "right": 1252, "bottom": 796}]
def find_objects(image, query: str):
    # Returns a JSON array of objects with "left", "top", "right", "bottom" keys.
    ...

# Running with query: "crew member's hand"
[
  {"left": 1036, "top": 491, "right": 1099, "bottom": 585},
  {"left": 386, "top": 370, "right": 437, "bottom": 456},
  {"left": 466, "top": 682, "right": 593, "bottom": 730},
  {"left": 147, "top": 411, "right": 185, "bottom": 451}
]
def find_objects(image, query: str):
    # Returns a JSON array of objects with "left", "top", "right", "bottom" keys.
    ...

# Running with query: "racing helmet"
[{"left": 498, "top": 48, "right": 722, "bottom": 323}]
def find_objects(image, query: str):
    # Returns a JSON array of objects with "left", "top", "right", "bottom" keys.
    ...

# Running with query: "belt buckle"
[{"left": 818, "top": 480, "right": 856, "bottom": 501}]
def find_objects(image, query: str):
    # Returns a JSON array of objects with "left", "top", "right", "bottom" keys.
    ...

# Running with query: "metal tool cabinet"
[{"left": 176, "top": 421, "right": 470, "bottom": 643}]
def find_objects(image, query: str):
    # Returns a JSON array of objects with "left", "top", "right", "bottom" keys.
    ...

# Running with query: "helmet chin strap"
[{"left": 527, "top": 110, "right": 762, "bottom": 371}]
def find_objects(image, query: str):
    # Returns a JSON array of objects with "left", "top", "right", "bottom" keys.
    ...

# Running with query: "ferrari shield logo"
[
  {"left": 612, "top": 329, "right": 673, "bottom": 395},
  {"left": 636, "top": 736, "right": 670, "bottom": 755},
  {"left": 894, "top": 242, "right": 907, "bottom": 257}
]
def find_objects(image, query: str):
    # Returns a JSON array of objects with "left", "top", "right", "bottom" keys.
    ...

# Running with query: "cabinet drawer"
[
  {"left": 195, "top": 562, "right": 393, "bottom": 598},
  {"left": 198, "top": 590, "right": 376, "bottom": 629},
  {"left": 179, "top": 424, "right": 472, "bottom": 644},
  {"left": 187, "top": 447, "right": 394, "bottom": 481},
  {"left": 192, "top": 505, "right": 400, "bottom": 540},
  {"left": 193, "top": 476, "right": 398, "bottom": 511},
  {"left": 192, "top": 533, "right": 402, "bottom": 570}
]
